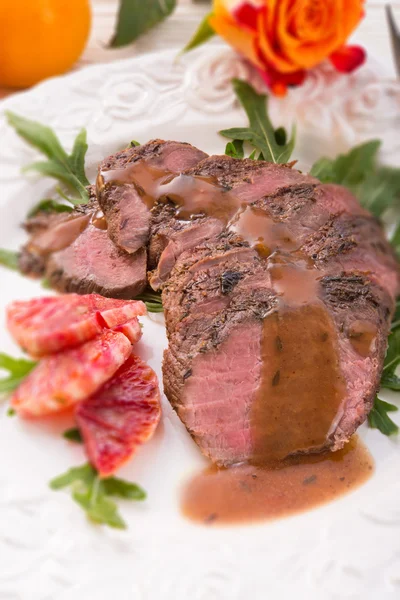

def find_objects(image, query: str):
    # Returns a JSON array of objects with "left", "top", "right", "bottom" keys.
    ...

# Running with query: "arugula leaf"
[
  {"left": 49, "top": 463, "right": 95, "bottom": 489},
  {"left": 41, "top": 278, "right": 52, "bottom": 289},
  {"left": 6, "top": 111, "right": 90, "bottom": 204},
  {"left": 110, "top": 0, "right": 177, "bottom": 48},
  {"left": 368, "top": 396, "right": 399, "bottom": 435},
  {"left": 370, "top": 322, "right": 400, "bottom": 430},
  {"left": 308, "top": 157, "right": 334, "bottom": 181},
  {"left": 102, "top": 477, "right": 146, "bottom": 500},
  {"left": 0, "top": 249, "right": 19, "bottom": 271},
  {"left": 380, "top": 373, "right": 400, "bottom": 391},
  {"left": 130, "top": 140, "right": 141, "bottom": 147},
  {"left": 383, "top": 327, "right": 400, "bottom": 374},
  {"left": 220, "top": 79, "right": 296, "bottom": 164},
  {"left": 72, "top": 479, "right": 126, "bottom": 529},
  {"left": 63, "top": 427, "right": 83, "bottom": 443},
  {"left": 135, "top": 289, "right": 163, "bottom": 313},
  {"left": 310, "top": 141, "right": 380, "bottom": 186},
  {"left": 391, "top": 221, "right": 400, "bottom": 254},
  {"left": 274, "top": 127, "right": 287, "bottom": 146},
  {"left": 0, "top": 353, "right": 37, "bottom": 394},
  {"left": 380, "top": 327, "right": 400, "bottom": 391},
  {"left": 225, "top": 140, "right": 244, "bottom": 159},
  {"left": 27, "top": 199, "right": 73, "bottom": 218},
  {"left": 182, "top": 11, "right": 215, "bottom": 53},
  {"left": 310, "top": 141, "right": 400, "bottom": 225},
  {"left": 69, "top": 129, "right": 90, "bottom": 189},
  {"left": 391, "top": 300, "right": 400, "bottom": 331},
  {"left": 50, "top": 463, "right": 146, "bottom": 529}
]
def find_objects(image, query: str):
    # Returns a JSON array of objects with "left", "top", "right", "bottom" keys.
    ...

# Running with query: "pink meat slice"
[
  {"left": 11, "top": 331, "right": 132, "bottom": 417},
  {"left": 7, "top": 294, "right": 146, "bottom": 357},
  {"left": 75, "top": 353, "right": 161, "bottom": 477}
]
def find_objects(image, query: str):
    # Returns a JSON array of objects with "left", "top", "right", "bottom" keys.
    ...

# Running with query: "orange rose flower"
[{"left": 209, "top": 0, "right": 366, "bottom": 96}]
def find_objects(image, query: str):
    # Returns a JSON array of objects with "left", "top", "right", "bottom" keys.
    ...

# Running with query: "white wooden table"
[{"left": 1, "top": 0, "right": 399, "bottom": 99}]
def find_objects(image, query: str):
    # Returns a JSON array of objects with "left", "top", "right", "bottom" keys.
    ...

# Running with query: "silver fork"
[{"left": 386, "top": 5, "right": 400, "bottom": 77}]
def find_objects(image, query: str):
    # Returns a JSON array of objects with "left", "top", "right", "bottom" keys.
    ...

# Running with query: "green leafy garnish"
[
  {"left": 110, "top": 0, "right": 176, "bottom": 48},
  {"left": 248, "top": 149, "right": 257, "bottom": 160},
  {"left": 63, "top": 428, "right": 83, "bottom": 443},
  {"left": 130, "top": 140, "right": 141, "bottom": 147},
  {"left": 0, "top": 249, "right": 19, "bottom": 272},
  {"left": 310, "top": 140, "right": 380, "bottom": 186},
  {"left": 225, "top": 140, "right": 244, "bottom": 159},
  {"left": 50, "top": 463, "right": 95, "bottom": 489},
  {"left": 49, "top": 463, "right": 146, "bottom": 529},
  {"left": 6, "top": 112, "right": 90, "bottom": 204},
  {"left": 135, "top": 289, "right": 163, "bottom": 313},
  {"left": 0, "top": 353, "right": 37, "bottom": 394},
  {"left": 7, "top": 407, "right": 16, "bottom": 417},
  {"left": 368, "top": 396, "right": 399, "bottom": 436},
  {"left": 41, "top": 278, "right": 52, "bottom": 289},
  {"left": 380, "top": 327, "right": 400, "bottom": 391},
  {"left": 182, "top": 12, "right": 215, "bottom": 54},
  {"left": 367, "top": 312, "right": 400, "bottom": 433},
  {"left": 28, "top": 199, "right": 73, "bottom": 218},
  {"left": 383, "top": 327, "right": 400, "bottom": 373},
  {"left": 391, "top": 300, "right": 400, "bottom": 331},
  {"left": 72, "top": 480, "right": 127, "bottom": 529},
  {"left": 220, "top": 79, "right": 296, "bottom": 164},
  {"left": 310, "top": 141, "right": 400, "bottom": 250},
  {"left": 380, "top": 373, "right": 400, "bottom": 392},
  {"left": 101, "top": 477, "right": 146, "bottom": 500}
]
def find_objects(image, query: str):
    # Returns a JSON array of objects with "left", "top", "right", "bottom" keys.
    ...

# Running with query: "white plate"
[{"left": 0, "top": 48, "right": 399, "bottom": 600}]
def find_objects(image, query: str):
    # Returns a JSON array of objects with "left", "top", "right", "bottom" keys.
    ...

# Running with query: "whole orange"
[{"left": 0, "top": 0, "right": 91, "bottom": 88}]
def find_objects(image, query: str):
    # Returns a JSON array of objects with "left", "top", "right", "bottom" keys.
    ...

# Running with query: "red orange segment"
[
  {"left": 11, "top": 331, "right": 132, "bottom": 417},
  {"left": 113, "top": 318, "right": 143, "bottom": 344},
  {"left": 76, "top": 353, "right": 161, "bottom": 477},
  {"left": 7, "top": 294, "right": 146, "bottom": 357}
]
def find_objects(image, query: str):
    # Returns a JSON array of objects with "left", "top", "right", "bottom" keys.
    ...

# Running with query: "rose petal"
[
  {"left": 209, "top": 0, "right": 264, "bottom": 68},
  {"left": 329, "top": 45, "right": 366, "bottom": 73},
  {"left": 257, "top": 65, "right": 306, "bottom": 96},
  {"left": 233, "top": 2, "right": 263, "bottom": 31},
  {"left": 271, "top": 82, "right": 288, "bottom": 97}
]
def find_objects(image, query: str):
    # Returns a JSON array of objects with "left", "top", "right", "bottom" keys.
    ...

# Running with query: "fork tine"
[{"left": 386, "top": 5, "right": 400, "bottom": 77}]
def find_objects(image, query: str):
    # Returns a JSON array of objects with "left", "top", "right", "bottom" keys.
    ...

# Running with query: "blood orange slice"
[
  {"left": 113, "top": 318, "right": 142, "bottom": 344},
  {"left": 7, "top": 294, "right": 146, "bottom": 357},
  {"left": 11, "top": 331, "right": 132, "bottom": 417},
  {"left": 76, "top": 353, "right": 161, "bottom": 477}
]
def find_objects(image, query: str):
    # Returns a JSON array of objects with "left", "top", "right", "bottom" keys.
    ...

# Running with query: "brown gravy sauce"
[
  {"left": 91, "top": 209, "right": 108, "bottom": 230},
  {"left": 230, "top": 205, "right": 298, "bottom": 256},
  {"left": 181, "top": 436, "right": 373, "bottom": 525},
  {"left": 252, "top": 305, "right": 346, "bottom": 464},
  {"left": 98, "top": 162, "right": 243, "bottom": 222},
  {"left": 100, "top": 157, "right": 376, "bottom": 525}
]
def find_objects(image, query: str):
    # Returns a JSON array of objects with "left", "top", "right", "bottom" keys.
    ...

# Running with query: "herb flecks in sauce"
[
  {"left": 252, "top": 306, "right": 345, "bottom": 464},
  {"left": 181, "top": 437, "right": 373, "bottom": 525}
]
